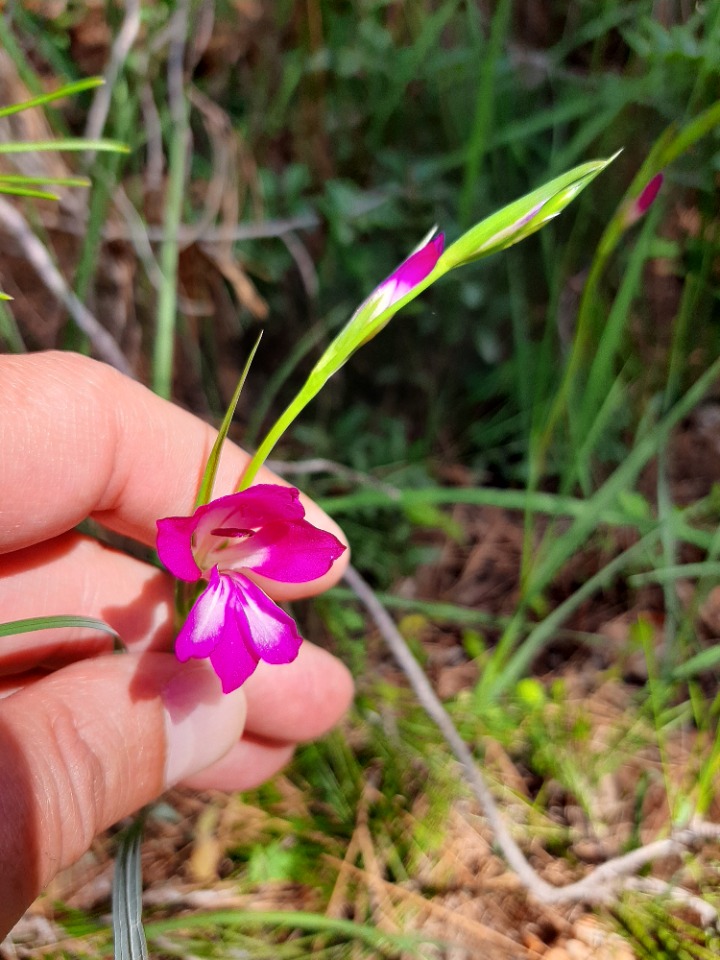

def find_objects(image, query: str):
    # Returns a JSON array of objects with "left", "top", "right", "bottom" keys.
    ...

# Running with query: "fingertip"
[
  {"left": 162, "top": 661, "right": 247, "bottom": 787},
  {"left": 242, "top": 641, "right": 354, "bottom": 743},
  {"left": 180, "top": 738, "right": 296, "bottom": 792}
]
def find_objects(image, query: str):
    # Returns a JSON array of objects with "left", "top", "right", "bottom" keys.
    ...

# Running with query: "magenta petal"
[
  {"left": 193, "top": 486, "right": 305, "bottom": 539},
  {"left": 157, "top": 515, "right": 202, "bottom": 581},
  {"left": 190, "top": 486, "right": 306, "bottom": 568},
  {"left": 392, "top": 233, "right": 445, "bottom": 292},
  {"left": 231, "top": 573, "right": 302, "bottom": 665},
  {"left": 208, "top": 618, "right": 261, "bottom": 693},
  {"left": 174, "top": 567, "right": 233, "bottom": 661},
  {"left": 174, "top": 570, "right": 303, "bottom": 693},
  {"left": 623, "top": 173, "right": 664, "bottom": 228},
  {"left": 186, "top": 485, "right": 344, "bottom": 581},
  {"left": 636, "top": 173, "right": 663, "bottom": 215},
  {"left": 236, "top": 520, "right": 346, "bottom": 582},
  {"left": 379, "top": 233, "right": 445, "bottom": 307}
]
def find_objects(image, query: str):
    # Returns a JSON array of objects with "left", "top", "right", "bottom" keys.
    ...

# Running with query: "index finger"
[{"left": 0, "top": 352, "right": 346, "bottom": 566}]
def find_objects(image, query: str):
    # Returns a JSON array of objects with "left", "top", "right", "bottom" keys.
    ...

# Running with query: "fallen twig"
[{"left": 41, "top": 191, "right": 392, "bottom": 244}]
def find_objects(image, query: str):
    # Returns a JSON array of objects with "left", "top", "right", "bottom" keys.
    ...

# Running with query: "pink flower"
[
  {"left": 366, "top": 233, "right": 444, "bottom": 322},
  {"left": 157, "top": 485, "right": 346, "bottom": 692}
]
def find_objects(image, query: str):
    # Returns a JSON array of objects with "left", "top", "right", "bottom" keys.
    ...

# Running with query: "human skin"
[{"left": 0, "top": 351, "right": 353, "bottom": 937}]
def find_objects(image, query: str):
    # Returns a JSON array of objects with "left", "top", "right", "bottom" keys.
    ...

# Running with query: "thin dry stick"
[
  {"left": 0, "top": 197, "right": 131, "bottom": 374},
  {"left": 140, "top": 82, "right": 165, "bottom": 191},
  {"left": 44, "top": 191, "right": 391, "bottom": 244},
  {"left": 325, "top": 830, "right": 363, "bottom": 919},
  {"left": 113, "top": 187, "right": 164, "bottom": 292},
  {"left": 281, "top": 231, "right": 320, "bottom": 301},
  {"left": 343, "top": 565, "right": 720, "bottom": 914},
  {"left": 267, "top": 457, "right": 402, "bottom": 500},
  {"left": 354, "top": 779, "right": 401, "bottom": 935},
  {"left": 83, "top": 0, "right": 142, "bottom": 164},
  {"left": 58, "top": 211, "right": 320, "bottom": 242}
]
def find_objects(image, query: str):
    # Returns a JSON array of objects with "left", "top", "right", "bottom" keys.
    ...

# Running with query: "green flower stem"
[
  {"left": 239, "top": 265, "right": 444, "bottom": 488},
  {"left": 239, "top": 377, "right": 327, "bottom": 490}
]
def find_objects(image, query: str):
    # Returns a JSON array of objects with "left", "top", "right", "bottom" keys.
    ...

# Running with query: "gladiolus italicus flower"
[{"left": 157, "top": 485, "right": 346, "bottom": 692}]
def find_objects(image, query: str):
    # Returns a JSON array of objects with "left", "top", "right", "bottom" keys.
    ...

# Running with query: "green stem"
[
  {"left": 240, "top": 382, "right": 324, "bottom": 489},
  {"left": 458, "top": 0, "right": 512, "bottom": 227},
  {"left": 152, "top": 1, "right": 190, "bottom": 398}
]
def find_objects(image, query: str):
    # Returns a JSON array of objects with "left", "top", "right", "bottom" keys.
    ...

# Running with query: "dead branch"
[
  {"left": 83, "top": 0, "right": 142, "bottom": 165},
  {"left": 0, "top": 197, "right": 131, "bottom": 374}
]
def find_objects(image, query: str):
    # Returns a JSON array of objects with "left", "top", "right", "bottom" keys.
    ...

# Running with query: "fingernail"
[{"left": 161, "top": 662, "right": 247, "bottom": 787}]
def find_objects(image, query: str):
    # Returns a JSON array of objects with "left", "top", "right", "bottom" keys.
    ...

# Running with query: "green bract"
[{"left": 438, "top": 152, "right": 620, "bottom": 269}]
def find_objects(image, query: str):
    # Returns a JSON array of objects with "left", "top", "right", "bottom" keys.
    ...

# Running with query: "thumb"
[{"left": 0, "top": 653, "right": 246, "bottom": 937}]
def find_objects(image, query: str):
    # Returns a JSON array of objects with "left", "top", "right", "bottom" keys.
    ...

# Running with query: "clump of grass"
[{"left": 614, "top": 897, "right": 720, "bottom": 960}]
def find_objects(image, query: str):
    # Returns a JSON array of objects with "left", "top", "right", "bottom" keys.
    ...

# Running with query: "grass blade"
[
  {"left": 112, "top": 815, "right": 148, "bottom": 960},
  {"left": 0, "top": 615, "right": 120, "bottom": 642},
  {"left": 196, "top": 333, "right": 263, "bottom": 507}
]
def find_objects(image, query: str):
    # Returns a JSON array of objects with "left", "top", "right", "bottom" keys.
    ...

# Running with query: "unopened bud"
[{"left": 623, "top": 173, "right": 663, "bottom": 227}]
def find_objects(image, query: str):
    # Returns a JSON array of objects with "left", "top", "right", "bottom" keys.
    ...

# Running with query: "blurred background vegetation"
[{"left": 2, "top": 1, "right": 720, "bottom": 958}]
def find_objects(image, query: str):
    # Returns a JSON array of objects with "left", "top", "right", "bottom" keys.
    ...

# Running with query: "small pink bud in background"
[{"left": 623, "top": 173, "right": 663, "bottom": 227}]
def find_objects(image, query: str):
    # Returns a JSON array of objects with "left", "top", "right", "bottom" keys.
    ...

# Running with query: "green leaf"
[
  {"left": 0, "top": 184, "right": 61, "bottom": 200},
  {"left": 0, "top": 615, "right": 120, "bottom": 641},
  {"left": 143, "top": 910, "right": 430, "bottom": 954},
  {"left": 197, "top": 332, "right": 262, "bottom": 504},
  {"left": 0, "top": 174, "right": 91, "bottom": 187},
  {"left": 0, "top": 138, "right": 129, "bottom": 155},
  {"left": 672, "top": 644, "right": 720, "bottom": 682},
  {"left": 0, "top": 77, "right": 104, "bottom": 120}
]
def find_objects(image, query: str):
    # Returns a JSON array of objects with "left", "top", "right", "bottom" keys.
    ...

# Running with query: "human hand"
[{"left": 0, "top": 351, "right": 352, "bottom": 937}]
